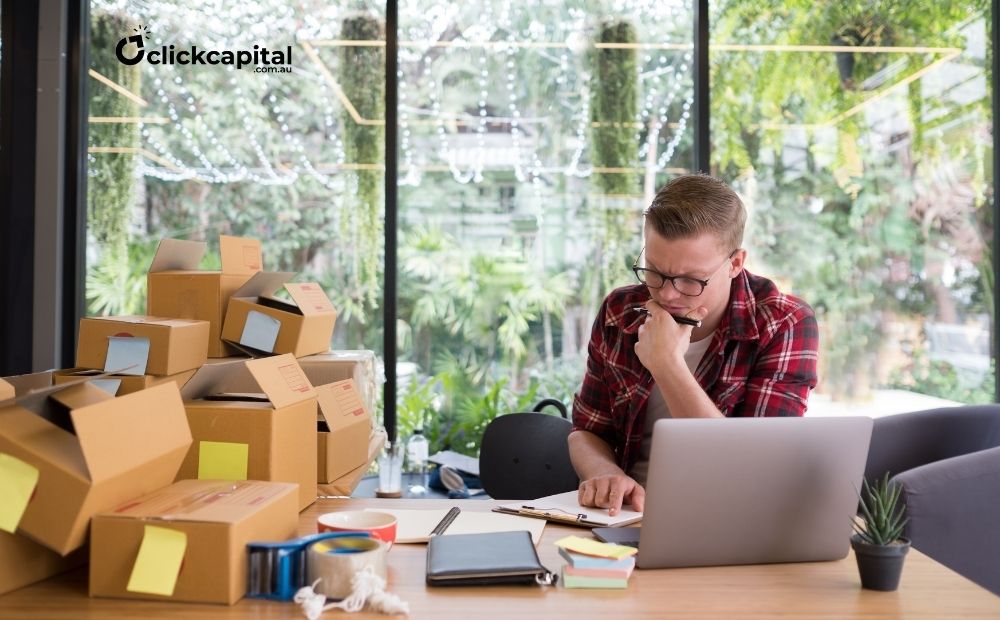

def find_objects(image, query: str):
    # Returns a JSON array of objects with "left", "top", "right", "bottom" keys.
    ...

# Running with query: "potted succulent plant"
[{"left": 851, "top": 472, "right": 910, "bottom": 591}]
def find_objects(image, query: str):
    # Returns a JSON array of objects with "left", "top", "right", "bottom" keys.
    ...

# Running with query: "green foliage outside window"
[
  {"left": 340, "top": 13, "right": 386, "bottom": 310},
  {"left": 86, "top": 11, "right": 140, "bottom": 315}
]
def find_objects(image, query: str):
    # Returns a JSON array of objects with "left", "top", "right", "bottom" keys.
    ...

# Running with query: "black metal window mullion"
[
  {"left": 694, "top": 0, "right": 710, "bottom": 173},
  {"left": 62, "top": 0, "right": 89, "bottom": 370},
  {"left": 993, "top": 0, "right": 1000, "bottom": 402},
  {"left": 384, "top": 0, "right": 399, "bottom": 444}
]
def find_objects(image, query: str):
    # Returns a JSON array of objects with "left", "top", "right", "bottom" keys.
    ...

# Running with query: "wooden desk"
[{"left": 2, "top": 498, "right": 998, "bottom": 618}]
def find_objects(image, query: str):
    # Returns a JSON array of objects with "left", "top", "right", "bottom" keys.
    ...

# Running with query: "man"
[{"left": 569, "top": 174, "right": 818, "bottom": 516}]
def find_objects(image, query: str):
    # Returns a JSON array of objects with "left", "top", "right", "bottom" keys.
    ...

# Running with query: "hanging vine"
[
  {"left": 589, "top": 19, "right": 641, "bottom": 298},
  {"left": 86, "top": 11, "right": 140, "bottom": 315},
  {"left": 340, "top": 13, "right": 386, "bottom": 311}
]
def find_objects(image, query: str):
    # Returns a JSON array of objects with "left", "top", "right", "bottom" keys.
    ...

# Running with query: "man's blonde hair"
[{"left": 644, "top": 174, "right": 746, "bottom": 252}]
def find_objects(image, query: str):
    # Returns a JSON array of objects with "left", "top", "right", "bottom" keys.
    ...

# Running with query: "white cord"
[{"left": 294, "top": 567, "right": 410, "bottom": 618}]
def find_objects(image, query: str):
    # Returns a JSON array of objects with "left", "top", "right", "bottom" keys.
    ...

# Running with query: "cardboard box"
[
  {"left": 0, "top": 530, "right": 87, "bottom": 595},
  {"left": 53, "top": 368, "right": 196, "bottom": 397},
  {"left": 0, "top": 381, "right": 192, "bottom": 554},
  {"left": 1, "top": 370, "right": 59, "bottom": 395},
  {"left": 178, "top": 354, "right": 318, "bottom": 510},
  {"left": 299, "top": 351, "right": 381, "bottom": 420},
  {"left": 318, "top": 427, "right": 386, "bottom": 497},
  {"left": 221, "top": 276, "right": 337, "bottom": 358},
  {"left": 76, "top": 316, "right": 209, "bottom": 376},
  {"left": 0, "top": 378, "right": 13, "bottom": 401},
  {"left": 147, "top": 236, "right": 267, "bottom": 358},
  {"left": 90, "top": 479, "right": 298, "bottom": 605},
  {"left": 316, "top": 379, "right": 373, "bottom": 484}
]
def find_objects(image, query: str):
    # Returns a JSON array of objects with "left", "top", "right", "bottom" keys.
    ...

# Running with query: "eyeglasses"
[{"left": 632, "top": 247, "right": 738, "bottom": 297}]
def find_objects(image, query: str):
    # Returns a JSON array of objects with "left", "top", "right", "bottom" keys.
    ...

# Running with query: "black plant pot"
[{"left": 851, "top": 534, "right": 910, "bottom": 591}]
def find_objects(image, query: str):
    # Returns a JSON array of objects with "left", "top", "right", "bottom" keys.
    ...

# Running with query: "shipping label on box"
[
  {"left": 179, "top": 355, "right": 318, "bottom": 510},
  {"left": 89, "top": 479, "right": 298, "bottom": 605},
  {"left": 298, "top": 351, "right": 381, "bottom": 419},
  {"left": 76, "top": 316, "right": 209, "bottom": 376},
  {"left": 0, "top": 382, "right": 192, "bottom": 554},
  {"left": 315, "top": 379, "right": 372, "bottom": 483}
]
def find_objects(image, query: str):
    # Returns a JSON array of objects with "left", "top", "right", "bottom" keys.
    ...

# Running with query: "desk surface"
[{"left": 2, "top": 498, "right": 998, "bottom": 619}]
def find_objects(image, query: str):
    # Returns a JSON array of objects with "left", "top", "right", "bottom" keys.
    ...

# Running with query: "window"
[
  {"left": 85, "top": 1, "right": 386, "bottom": 353},
  {"left": 81, "top": 1, "right": 996, "bottom": 458},
  {"left": 711, "top": 0, "right": 995, "bottom": 412},
  {"left": 395, "top": 2, "right": 694, "bottom": 452}
]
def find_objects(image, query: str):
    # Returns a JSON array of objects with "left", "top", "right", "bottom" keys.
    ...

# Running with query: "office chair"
[
  {"left": 864, "top": 405, "right": 1000, "bottom": 595},
  {"left": 478, "top": 398, "right": 579, "bottom": 500}
]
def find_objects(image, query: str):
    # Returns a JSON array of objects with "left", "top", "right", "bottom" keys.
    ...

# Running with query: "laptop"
[{"left": 594, "top": 416, "right": 873, "bottom": 569}]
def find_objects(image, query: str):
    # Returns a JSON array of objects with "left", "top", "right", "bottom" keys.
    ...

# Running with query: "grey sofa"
[{"left": 863, "top": 405, "right": 1000, "bottom": 595}]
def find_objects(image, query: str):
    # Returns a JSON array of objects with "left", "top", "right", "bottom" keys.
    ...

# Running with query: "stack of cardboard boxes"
[{"left": 0, "top": 235, "right": 386, "bottom": 604}]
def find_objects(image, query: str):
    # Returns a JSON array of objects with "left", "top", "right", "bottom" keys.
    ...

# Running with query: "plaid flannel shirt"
[{"left": 571, "top": 269, "right": 819, "bottom": 474}]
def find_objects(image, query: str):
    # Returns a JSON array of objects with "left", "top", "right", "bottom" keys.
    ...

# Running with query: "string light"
[{"left": 93, "top": 0, "right": 699, "bottom": 187}]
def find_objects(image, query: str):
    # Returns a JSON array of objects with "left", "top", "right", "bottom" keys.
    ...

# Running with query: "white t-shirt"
[{"left": 630, "top": 333, "right": 715, "bottom": 486}]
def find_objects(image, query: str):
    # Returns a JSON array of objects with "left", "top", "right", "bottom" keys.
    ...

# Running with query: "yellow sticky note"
[
  {"left": 126, "top": 525, "right": 187, "bottom": 596},
  {"left": 197, "top": 441, "right": 248, "bottom": 480},
  {"left": 0, "top": 453, "right": 39, "bottom": 533},
  {"left": 554, "top": 535, "right": 638, "bottom": 560}
]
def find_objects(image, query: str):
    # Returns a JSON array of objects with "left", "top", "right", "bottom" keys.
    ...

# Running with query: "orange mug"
[{"left": 317, "top": 510, "right": 397, "bottom": 549}]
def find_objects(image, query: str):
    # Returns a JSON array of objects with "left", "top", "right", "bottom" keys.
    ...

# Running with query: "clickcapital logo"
[
  {"left": 115, "top": 24, "right": 151, "bottom": 65},
  {"left": 115, "top": 23, "right": 293, "bottom": 73}
]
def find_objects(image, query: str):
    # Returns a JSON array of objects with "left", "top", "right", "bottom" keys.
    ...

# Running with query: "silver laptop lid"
[{"left": 636, "top": 416, "right": 873, "bottom": 569}]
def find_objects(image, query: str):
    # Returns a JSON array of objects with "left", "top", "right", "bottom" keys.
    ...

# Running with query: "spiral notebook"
[{"left": 494, "top": 491, "right": 643, "bottom": 528}]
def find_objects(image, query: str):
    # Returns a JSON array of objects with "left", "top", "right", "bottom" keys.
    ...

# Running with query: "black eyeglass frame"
[{"left": 631, "top": 247, "right": 739, "bottom": 297}]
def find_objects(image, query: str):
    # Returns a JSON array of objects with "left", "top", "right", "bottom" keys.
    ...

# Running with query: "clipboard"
[{"left": 493, "top": 491, "right": 643, "bottom": 528}]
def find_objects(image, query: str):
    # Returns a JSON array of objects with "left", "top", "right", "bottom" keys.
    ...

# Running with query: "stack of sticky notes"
[{"left": 554, "top": 535, "right": 638, "bottom": 589}]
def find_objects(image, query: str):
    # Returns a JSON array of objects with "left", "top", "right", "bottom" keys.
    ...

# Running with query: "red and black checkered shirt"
[{"left": 571, "top": 269, "right": 819, "bottom": 474}]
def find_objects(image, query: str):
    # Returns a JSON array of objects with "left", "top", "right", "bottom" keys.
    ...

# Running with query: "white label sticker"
[
  {"left": 104, "top": 337, "right": 150, "bottom": 376},
  {"left": 90, "top": 378, "right": 123, "bottom": 395},
  {"left": 240, "top": 310, "right": 280, "bottom": 353}
]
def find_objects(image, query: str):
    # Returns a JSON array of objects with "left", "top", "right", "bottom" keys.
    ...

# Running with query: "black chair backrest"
[{"left": 478, "top": 399, "right": 579, "bottom": 500}]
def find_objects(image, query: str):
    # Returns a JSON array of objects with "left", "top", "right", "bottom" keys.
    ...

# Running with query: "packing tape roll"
[{"left": 306, "top": 536, "right": 388, "bottom": 599}]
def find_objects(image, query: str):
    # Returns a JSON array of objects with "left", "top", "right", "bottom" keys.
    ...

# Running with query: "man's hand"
[
  {"left": 578, "top": 473, "right": 646, "bottom": 516},
  {"left": 634, "top": 301, "right": 709, "bottom": 371}
]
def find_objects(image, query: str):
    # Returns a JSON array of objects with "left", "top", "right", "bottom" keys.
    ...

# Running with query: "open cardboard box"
[
  {"left": 90, "top": 479, "right": 298, "bottom": 605},
  {"left": 0, "top": 381, "right": 192, "bottom": 555},
  {"left": 0, "top": 371, "right": 56, "bottom": 395},
  {"left": 317, "top": 427, "right": 387, "bottom": 497},
  {"left": 53, "top": 368, "right": 196, "bottom": 397},
  {"left": 178, "top": 354, "right": 318, "bottom": 510},
  {"left": 298, "top": 350, "right": 381, "bottom": 421},
  {"left": 147, "top": 236, "right": 270, "bottom": 358},
  {"left": 0, "top": 530, "right": 87, "bottom": 595},
  {"left": 315, "top": 379, "right": 373, "bottom": 484},
  {"left": 221, "top": 275, "right": 336, "bottom": 359},
  {"left": 76, "top": 316, "right": 209, "bottom": 376}
]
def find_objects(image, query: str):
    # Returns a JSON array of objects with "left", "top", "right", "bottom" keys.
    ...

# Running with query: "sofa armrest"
[{"left": 893, "top": 445, "right": 1000, "bottom": 595}]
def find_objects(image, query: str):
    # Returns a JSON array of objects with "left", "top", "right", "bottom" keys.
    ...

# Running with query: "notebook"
[
  {"left": 367, "top": 508, "right": 546, "bottom": 544},
  {"left": 494, "top": 491, "right": 643, "bottom": 528}
]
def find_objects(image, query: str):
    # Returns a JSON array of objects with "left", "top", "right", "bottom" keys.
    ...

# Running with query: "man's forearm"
[
  {"left": 568, "top": 429, "right": 626, "bottom": 480},
  {"left": 651, "top": 358, "right": 725, "bottom": 419}
]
